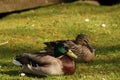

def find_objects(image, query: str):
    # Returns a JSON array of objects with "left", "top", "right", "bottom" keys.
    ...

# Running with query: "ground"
[{"left": 0, "top": 1, "right": 120, "bottom": 80}]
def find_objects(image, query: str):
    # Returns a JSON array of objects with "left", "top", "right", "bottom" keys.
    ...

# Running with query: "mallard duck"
[
  {"left": 13, "top": 42, "right": 77, "bottom": 76},
  {"left": 74, "top": 34, "right": 95, "bottom": 53},
  {"left": 44, "top": 34, "right": 95, "bottom": 62},
  {"left": 65, "top": 40, "right": 94, "bottom": 62}
]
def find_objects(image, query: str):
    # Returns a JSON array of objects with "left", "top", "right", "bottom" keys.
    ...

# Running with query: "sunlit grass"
[{"left": 0, "top": 1, "right": 120, "bottom": 80}]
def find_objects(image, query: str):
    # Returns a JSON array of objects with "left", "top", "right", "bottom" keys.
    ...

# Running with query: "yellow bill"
[{"left": 67, "top": 50, "right": 77, "bottom": 59}]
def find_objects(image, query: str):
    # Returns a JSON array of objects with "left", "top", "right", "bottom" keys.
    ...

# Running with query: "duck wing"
[
  {"left": 24, "top": 53, "right": 64, "bottom": 66},
  {"left": 23, "top": 53, "right": 63, "bottom": 75},
  {"left": 44, "top": 40, "right": 74, "bottom": 50},
  {"left": 24, "top": 53, "right": 52, "bottom": 66}
]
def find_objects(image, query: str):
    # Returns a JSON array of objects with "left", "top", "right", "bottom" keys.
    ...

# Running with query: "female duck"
[
  {"left": 13, "top": 42, "right": 77, "bottom": 76},
  {"left": 66, "top": 34, "right": 95, "bottom": 62},
  {"left": 44, "top": 34, "right": 95, "bottom": 62}
]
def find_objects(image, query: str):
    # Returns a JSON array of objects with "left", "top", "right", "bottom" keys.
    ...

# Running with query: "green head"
[
  {"left": 54, "top": 42, "right": 77, "bottom": 59},
  {"left": 54, "top": 42, "right": 67, "bottom": 57}
]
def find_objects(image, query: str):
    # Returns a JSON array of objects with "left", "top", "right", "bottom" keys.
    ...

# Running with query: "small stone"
[
  {"left": 102, "top": 78, "right": 106, "bottom": 80},
  {"left": 101, "top": 24, "right": 106, "bottom": 27},
  {"left": 85, "top": 18, "right": 90, "bottom": 22},
  {"left": 32, "top": 24, "right": 35, "bottom": 27},
  {"left": 20, "top": 73, "right": 25, "bottom": 76},
  {"left": 0, "top": 65, "right": 1, "bottom": 68}
]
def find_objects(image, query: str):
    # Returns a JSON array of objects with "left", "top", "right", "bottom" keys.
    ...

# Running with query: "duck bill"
[{"left": 67, "top": 50, "right": 77, "bottom": 59}]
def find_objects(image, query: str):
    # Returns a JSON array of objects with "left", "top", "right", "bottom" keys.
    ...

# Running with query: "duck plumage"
[
  {"left": 65, "top": 40, "right": 94, "bottom": 62},
  {"left": 44, "top": 34, "right": 95, "bottom": 62},
  {"left": 13, "top": 42, "right": 77, "bottom": 76}
]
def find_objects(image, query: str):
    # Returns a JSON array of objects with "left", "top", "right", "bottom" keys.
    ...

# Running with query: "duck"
[
  {"left": 44, "top": 34, "right": 95, "bottom": 62},
  {"left": 74, "top": 34, "right": 95, "bottom": 53},
  {"left": 65, "top": 34, "right": 95, "bottom": 62},
  {"left": 13, "top": 42, "right": 77, "bottom": 76}
]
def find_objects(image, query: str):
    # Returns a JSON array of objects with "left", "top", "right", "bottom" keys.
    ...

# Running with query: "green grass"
[{"left": 0, "top": 1, "right": 120, "bottom": 80}]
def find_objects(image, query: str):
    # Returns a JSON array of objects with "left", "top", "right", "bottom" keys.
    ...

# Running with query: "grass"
[{"left": 0, "top": 1, "right": 120, "bottom": 80}]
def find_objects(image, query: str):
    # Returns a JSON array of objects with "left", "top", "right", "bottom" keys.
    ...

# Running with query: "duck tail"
[{"left": 13, "top": 59, "right": 22, "bottom": 66}]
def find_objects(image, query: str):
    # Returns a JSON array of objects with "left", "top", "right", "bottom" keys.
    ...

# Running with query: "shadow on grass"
[
  {"left": 96, "top": 44, "right": 120, "bottom": 54},
  {"left": 92, "top": 44, "right": 120, "bottom": 68},
  {"left": 1, "top": 70, "right": 19, "bottom": 76},
  {"left": 91, "top": 56, "right": 120, "bottom": 69},
  {"left": 1, "top": 70, "right": 47, "bottom": 78},
  {"left": 77, "top": 57, "right": 120, "bottom": 76},
  {"left": 0, "top": 61, "right": 46, "bottom": 78}
]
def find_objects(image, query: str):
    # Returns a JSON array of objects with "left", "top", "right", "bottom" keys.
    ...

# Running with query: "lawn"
[{"left": 0, "top": 1, "right": 120, "bottom": 80}]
